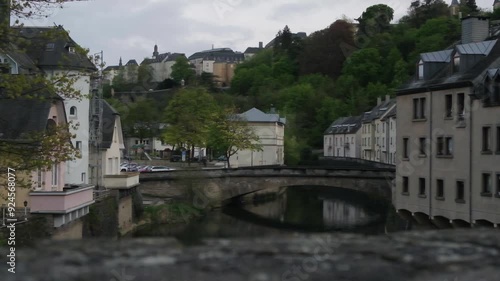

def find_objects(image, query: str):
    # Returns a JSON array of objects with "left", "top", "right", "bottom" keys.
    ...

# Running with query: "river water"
[{"left": 132, "top": 186, "right": 419, "bottom": 244}]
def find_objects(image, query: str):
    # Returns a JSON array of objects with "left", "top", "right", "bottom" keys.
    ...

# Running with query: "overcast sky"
[{"left": 21, "top": 0, "right": 497, "bottom": 67}]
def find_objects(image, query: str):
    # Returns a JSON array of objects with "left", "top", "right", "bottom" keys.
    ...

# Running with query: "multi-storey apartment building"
[
  {"left": 323, "top": 116, "right": 362, "bottom": 158},
  {"left": 395, "top": 16, "right": 500, "bottom": 227},
  {"left": 361, "top": 96, "right": 395, "bottom": 162}
]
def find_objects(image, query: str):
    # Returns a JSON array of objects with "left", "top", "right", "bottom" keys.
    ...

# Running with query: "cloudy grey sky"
[{"left": 21, "top": 0, "right": 497, "bottom": 67}]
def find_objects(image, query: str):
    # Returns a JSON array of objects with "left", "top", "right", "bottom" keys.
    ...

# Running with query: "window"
[
  {"left": 69, "top": 106, "right": 76, "bottom": 117},
  {"left": 76, "top": 141, "right": 82, "bottom": 152},
  {"left": 419, "top": 178, "right": 426, "bottom": 196},
  {"left": 382, "top": 123, "right": 385, "bottom": 133},
  {"left": 497, "top": 174, "right": 500, "bottom": 197},
  {"left": 403, "top": 138, "right": 409, "bottom": 159},
  {"left": 482, "top": 126, "right": 492, "bottom": 152},
  {"left": 445, "top": 137, "right": 453, "bottom": 156},
  {"left": 419, "top": 137, "right": 426, "bottom": 156},
  {"left": 413, "top": 97, "right": 426, "bottom": 119},
  {"left": 436, "top": 179, "right": 444, "bottom": 199},
  {"left": 437, "top": 137, "right": 444, "bottom": 156},
  {"left": 445, "top": 94, "right": 453, "bottom": 118},
  {"left": 402, "top": 177, "right": 409, "bottom": 194},
  {"left": 81, "top": 173, "right": 86, "bottom": 183},
  {"left": 453, "top": 54, "right": 460, "bottom": 72},
  {"left": 382, "top": 138, "right": 385, "bottom": 147},
  {"left": 51, "top": 164, "right": 58, "bottom": 187},
  {"left": 68, "top": 46, "right": 76, "bottom": 53},
  {"left": 36, "top": 169, "right": 43, "bottom": 190},
  {"left": 457, "top": 93, "right": 465, "bottom": 120},
  {"left": 482, "top": 173, "right": 492, "bottom": 195},
  {"left": 418, "top": 60, "right": 424, "bottom": 80},
  {"left": 456, "top": 181, "right": 465, "bottom": 202},
  {"left": 496, "top": 127, "right": 500, "bottom": 152},
  {"left": 46, "top": 43, "right": 55, "bottom": 51}
]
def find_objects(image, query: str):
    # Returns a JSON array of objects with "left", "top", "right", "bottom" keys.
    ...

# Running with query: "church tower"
[
  {"left": 450, "top": 0, "right": 460, "bottom": 16},
  {"left": 153, "top": 44, "right": 159, "bottom": 58}
]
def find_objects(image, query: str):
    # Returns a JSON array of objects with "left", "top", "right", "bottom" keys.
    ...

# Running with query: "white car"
[{"left": 147, "top": 166, "right": 175, "bottom": 172}]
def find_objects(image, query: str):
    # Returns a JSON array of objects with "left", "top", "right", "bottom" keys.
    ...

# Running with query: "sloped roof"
[
  {"left": 324, "top": 115, "right": 362, "bottom": 135},
  {"left": 398, "top": 35, "right": 500, "bottom": 95},
  {"left": 1, "top": 43, "right": 39, "bottom": 73},
  {"left": 188, "top": 48, "right": 244, "bottom": 61},
  {"left": 14, "top": 26, "right": 96, "bottom": 71},
  {"left": 141, "top": 53, "right": 185, "bottom": 64},
  {"left": 238, "top": 108, "right": 286, "bottom": 124},
  {"left": 126, "top": 59, "right": 138, "bottom": 66},
  {"left": 244, "top": 47, "right": 261, "bottom": 54},
  {"left": 362, "top": 98, "right": 396, "bottom": 123},
  {"left": 456, "top": 40, "right": 497, "bottom": 55},
  {"left": 101, "top": 100, "right": 120, "bottom": 149},
  {"left": 451, "top": 0, "right": 459, "bottom": 6},
  {"left": 0, "top": 94, "right": 56, "bottom": 140},
  {"left": 103, "top": 65, "right": 121, "bottom": 72},
  {"left": 264, "top": 32, "right": 307, "bottom": 49},
  {"left": 421, "top": 49, "right": 453, "bottom": 63},
  {"left": 381, "top": 104, "right": 397, "bottom": 120}
]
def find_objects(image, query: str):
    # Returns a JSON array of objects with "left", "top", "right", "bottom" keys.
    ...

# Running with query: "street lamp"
[{"left": 23, "top": 201, "right": 28, "bottom": 220}]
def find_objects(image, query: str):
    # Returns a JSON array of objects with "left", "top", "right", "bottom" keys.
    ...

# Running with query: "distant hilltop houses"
[{"left": 103, "top": 33, "right": 307, "bottom": 88}]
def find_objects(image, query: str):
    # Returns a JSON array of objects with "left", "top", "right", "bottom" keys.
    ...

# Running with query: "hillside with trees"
[{"left": 108, "top": 0, "right": 493, "bottom": 165}]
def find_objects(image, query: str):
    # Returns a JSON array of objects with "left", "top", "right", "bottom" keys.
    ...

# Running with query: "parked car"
[
  {"left": 217, "top": 155, "right": 227, "bottom": 161},
  {"left": 147, "top": 166, "right": 176, "bottom": 172},
  {"left": 121, "top": 163, "right": 139, "bottom": 172},
  {"left": 170, "top": 155, "right": 182, "bottom": 162},
  {"left": 138, "top": 165, "right": 152, "bottom": 173}
]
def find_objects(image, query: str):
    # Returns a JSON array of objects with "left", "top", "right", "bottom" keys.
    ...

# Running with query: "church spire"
[
  {"left": 153, "top": 44, "right": 159, "bottom": 58},
  {"left": 119, "top": 57, "right": 122, "bottom": 67}
]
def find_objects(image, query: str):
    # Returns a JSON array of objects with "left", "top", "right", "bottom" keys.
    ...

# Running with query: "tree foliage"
[
  {"left": 171, "top": 56, "right": 195, "bottom": 85},
  {"left": 162, "top": 88, "right": 218, "bottom": 155},
  {"left": 207, "top": 108, "right": 261, "bottom": 168}
]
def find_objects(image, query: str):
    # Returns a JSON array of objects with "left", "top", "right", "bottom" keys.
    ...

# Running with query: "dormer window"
[
  {"left": 418, "top": 60, "right": 424, "bottom": 80},
  {"left": 68, "top": 46, "right": 75, "bottom": 54},
  {"left": 46, "top": 43, "right": 55, "bottom": 51},
  {"left": 453, "top": 54, "right": 460, "bottom": 73}
]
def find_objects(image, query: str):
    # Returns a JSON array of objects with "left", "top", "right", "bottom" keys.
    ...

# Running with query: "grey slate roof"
[
  {"left": 244, "top": 47, "right": 261, "bottom": 54},
  {"left": 421, "top": 50, "right": 453, "bottom": 63},
  {"left": 188, "top": 48, "right": 244, "bottom": 62},
  {"left": 398, "top": 36, "right": 500, "bottom": 95},
  {"left": 103, "top": 65, "right": 121, "bottom": 72},
  {"left": 451, "top": 0, "right": 459, "bottom": 6},
  {"left": 456, "top": 40, "right": 497, "bottom": 55},
  {"left": 126, "top": 59, "right": 138, "bottom": 66},
  {"left": 1, "top": 43, "right": 39, "bottom": 73},
  {"left": 101, "top": 100, "right": 120, "bottom": 149},
  {"left": 14, "top": 26, "right": 96, "bottom": 71},
  {"left": 362, "top": 99, "right": 396, "bottom": 123},
  {"left": 141, "top": 53, "right": 185, "bottom": 65},
  {"left": 0, "top": 94, "right": 60, "bottom": 140},
  {"left": 324, "top": 115, "right": 362, "bottom": 135},
  {"left": 238, "top": 108, "right": 286, "bottom": 124},
  {"left": 381, "top": 105, "right": 397, "bottom": 120}
]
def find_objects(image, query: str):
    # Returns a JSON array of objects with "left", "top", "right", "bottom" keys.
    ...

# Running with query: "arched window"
[{"left": 69, "top": 106, "right": 77, "bottom": 117}]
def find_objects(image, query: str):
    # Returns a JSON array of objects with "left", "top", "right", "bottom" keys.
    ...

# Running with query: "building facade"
[
  {"left": 323, "top": 116, "right": 362, "bottom": 158},
  {"left": 361, "top": 96, "right": 395, "bottom": 162},
  {"left": 233, "top": 108, "right": 286, "bottom": 167},
  {"left": 395, "top": 16, "right": 500, "bottom": 227}
]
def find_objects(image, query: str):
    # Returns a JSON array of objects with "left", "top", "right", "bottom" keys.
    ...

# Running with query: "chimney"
[
  {"left": 377, "top": 97, "right": 382, "bottom": 106},
  {"left": 385, "top": 95, "right": 390, "bottom": 102},
  {"left": 461, "top": 16, "right": 490, "bottom": 44},
  {"left": 259, "top": 41, "right": 263, "bottom": 49}
]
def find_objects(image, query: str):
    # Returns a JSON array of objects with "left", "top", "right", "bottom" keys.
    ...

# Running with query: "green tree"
[
  {"left": 163, "top": 88, "right": 218, "bottom": 160},
  {"left": 171, "top": 56, "right": 195, "bottom": 85},
  {"left": 123, "top": 99, "right": 161, "bottom": 142},
  {"left": 207, "top": 107, "right": 261, "bottom": 168},
  {"left": 138, "top": 63, "right": 154, "bottom": 84},
  {"left": 356, "top": 4, "right": 394, "bottom": 46}
]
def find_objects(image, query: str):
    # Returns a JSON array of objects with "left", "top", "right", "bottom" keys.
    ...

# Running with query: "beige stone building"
[
  {"left": 395, "top": 16, "right": 500, "bottom": 227},
  {"left": 233, "top": 108, "right": 286, "bottom": 167},
  {"left": 361, "top": 96, "right": 395, "bottom": 162},
  {"left": 323, "top": 116, "right": 362, "bottom": 158}
]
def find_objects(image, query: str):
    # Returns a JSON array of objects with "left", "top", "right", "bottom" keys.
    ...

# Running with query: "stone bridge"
[{"left": 139, "top": 166, "right": 395, "bottom": 207}]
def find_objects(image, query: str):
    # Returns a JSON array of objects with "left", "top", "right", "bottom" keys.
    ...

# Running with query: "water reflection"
[{"left": 133, "top": 186, "right": 397, "bottom": 244}]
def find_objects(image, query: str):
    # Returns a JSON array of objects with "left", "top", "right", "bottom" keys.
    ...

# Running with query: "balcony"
[
  {"left": 29, "top": 185, "right": 95, "bottom": 214},
  {"left": 104, "top": 172, "right": 140, "bottom": 189}
]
